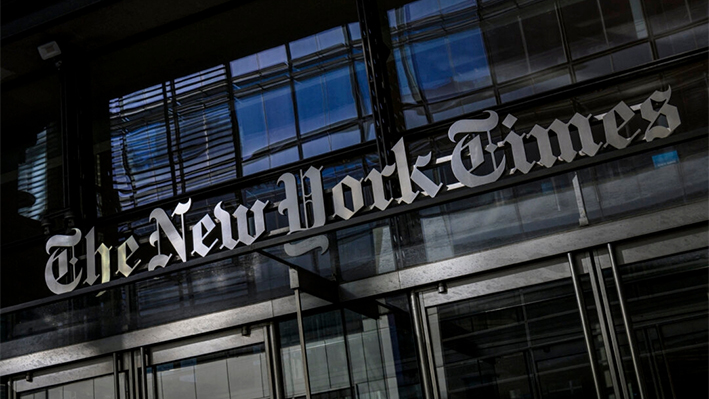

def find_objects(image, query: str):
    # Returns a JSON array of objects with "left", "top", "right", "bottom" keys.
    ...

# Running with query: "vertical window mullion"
[{"left": 161, "top": 82, "right": 180, "bottom": 197}]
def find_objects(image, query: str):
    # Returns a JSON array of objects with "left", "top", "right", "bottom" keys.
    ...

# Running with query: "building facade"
[{"left": 1, "top": 0, "right": 707, "bottom": 398}]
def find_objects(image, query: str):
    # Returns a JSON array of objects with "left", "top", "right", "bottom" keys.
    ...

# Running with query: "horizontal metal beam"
[
  {"left": 420, "top": 256, "right": 571, "bottom": 308},
  {"left": 151, "top": 327, "right": 264, "bottom": 365}
]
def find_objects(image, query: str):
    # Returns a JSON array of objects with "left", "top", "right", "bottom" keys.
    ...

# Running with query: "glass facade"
[
  {"left": 1, "top": 0, "right": 707, "bottom": 398},
  {"left": 98, "top": 21, "right": 371, "bottom": 214}
]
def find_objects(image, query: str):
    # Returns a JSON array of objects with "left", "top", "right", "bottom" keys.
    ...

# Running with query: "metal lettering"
[
  {"left": 412, "top": 152, "right": 443, "bottom": 197},
  {"left": 284, "top": 235, "right": 330, "bottom": 257},
  {"left": 333, "top": 175, "right": 364, "bottom": 220},
  {"left": 448, "top": 111, "right": 506, "bottom": 188},
  {"left": 85, "top": 227, "right": 111, "bottom": 286},
  {"left": 603, "top": 101, "right": 640, "bottom": 149},
  {"left": 500, "top": 114, "right": 534, "bottom": 175},
  {"left": 235, "top": 200, "right": 269, "bottom": 246},
  {"left": 215, "top": 201, "right": 238, "bottom": 250},
  {"left": 365, "top": 164, "right": 396, "bottom": 211},
  {"left": 45, "top": 229, "right": 83, "bottom": 295},
  {"left": 641, "top": 87, "right": 681, "bottom": 142},
  {"left": 277, "top": 172, "right": 301, "bottom": 233},
  {"left": 391, "top": 138, "right": 419, "bottom": 204},
  {"left": 527, "top": 113, "right": 600, "bottom": 168},
  {"left": 278, "top": 167, "right": 326, "bottom": 233},
  {"left": 117, "top": 236, "right": 141, "bottom": 278},
  {"left": 148, "top": 199, "right": 191, "bottom": 270},
  {"left": 191, "top": 214, "right": 218, "bottom": 257},
  {"left": 41, "top": 88, "right": 681, "bottom": 296}
]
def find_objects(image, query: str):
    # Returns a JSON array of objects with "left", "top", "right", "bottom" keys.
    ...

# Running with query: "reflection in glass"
[
  {"left": 235, "top": 85, "right": 296, "bottom": 159},
  {"left": 402, "top": 173, "right": 579, "bottom": 268},
  {"left": 390, "top": 0, "right": 493, "bottom": 128},
  {"left": 615, "top": 250, "right": 708, "bottom": 398},
  {"left": 483, "top": 2, "right": 565, "bottom": 83},
  {"left": 644, "top": 0, "right": 708, "bottom": 35},
  {"left": 232, "top": 23, "right": 372, "bottom": 175},
  {"left": 656, "top": 24, "right": 709, "bottom": 58},
  {"left": 279, "top": 302, "right": 422, "bottom": 399},
  {"left": 19, "top": 374, "right": 127, "bottom": 399},
  {"left": 580, "top": 138, "right": 708, "bottom": 223},
  {"left": 561, "top": 0, "right": 647, "bottom": 59},
  {"left": 102, "top": 20, "right": 372, "bottom": 212},
  {"left": 16, "top": 128, "right": 49, "bottom": 221},
  {"left": 429, "top": 278, "right": 596, "bottom": 398},
  {"left": 109, "top": 66, "right": 236, "bottom": 211},
  {"left": 147, "top": 345, "right": 270, "bottom": 399}
]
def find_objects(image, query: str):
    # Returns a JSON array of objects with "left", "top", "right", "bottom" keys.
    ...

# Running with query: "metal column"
[
  {"left": 294, "top": 288, "right": 312, "bottom": 399},
  {"left": 113, "top": 353, "right": 121, "bottom": 399},
  {"left": 409, "top": 291, "right": 435, "bottom": 399}
]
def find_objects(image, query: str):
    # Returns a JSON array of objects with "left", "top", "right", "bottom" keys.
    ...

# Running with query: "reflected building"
[{"left": 1, "top": 0, "right": 707, "bottom": 399}]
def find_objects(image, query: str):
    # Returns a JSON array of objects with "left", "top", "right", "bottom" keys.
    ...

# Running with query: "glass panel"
[
  {"left": 430, "top": 277, "right": 596, "bottom": 398},
  {"left": 579, "top": 137, "right": 708, "bottom": 222},
  {"left": 96, "top": 1, "right": 371, "bottom": 215},
  {"left": 278, "top": 295, "right": 423, "bottom": 399},
  {"left": 389, "top": 0, "right": 493, "bottom": 128},
  {"left": 656, "top": 24, "right": 709, "bottom": 58},
  {"left": 19, "top": 374, "right": 126, "bottom": 399},
  {"left": 147, "top": 344, "right": 269, "bottom": 399},
  {"left": 610, "top": 43, "right": 653, "bottom": 72},
  {"left": 644, "top": 0, "right": 707, "bottom": 34},
  {"left": 483, "top": 2, "right": 565, "bottom": 83},
  {"left": 169, "top": 66, "right": 237, "bottom": 192},
  {"left": 400, "top": 172, "right": 580, "bottom": 267},
  {"left": 615, "top": 249, "right": 708, "bottom": 398},
  {"left": 561, "top": 0, "right": 647, "bottom": 60}
]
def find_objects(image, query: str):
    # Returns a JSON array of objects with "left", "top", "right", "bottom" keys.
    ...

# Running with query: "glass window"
[
  {"left": 561, "top": 0, "right": 647, "bottom": 59},
  {"left": 95, "top": 6, "right": 372, "bottom": 213},
  {"left": 656, "top": 24, "right": 709, "bottom": 58},
  {"left": 389, "top": 0, "right": 493, "bottom": 129},
  {"left": 385, "top": 0, "right": 698, "bottom": 130},
  {"left": 644, "top": 0, "right": 708, "bottom": 34},
  {"left": 483, "top": 2, "right": 566, "bottom": 83}
]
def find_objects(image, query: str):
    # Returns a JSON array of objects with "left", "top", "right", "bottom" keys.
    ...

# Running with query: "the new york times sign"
[{"left": 44, "top": 88, "right": 681, "bottom": 295}]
